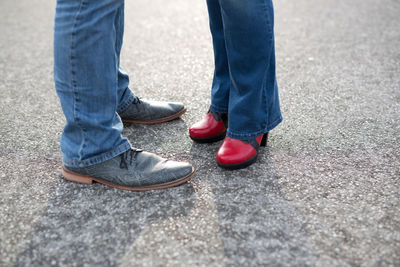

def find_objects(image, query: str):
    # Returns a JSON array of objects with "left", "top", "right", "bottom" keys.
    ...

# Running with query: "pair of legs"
[
  {"left": 54, "top": 0, "right": 134, "bottom": 167},
  {"left": 54, "top": 0, "right": 193, "bottom": 190},
  {"left": 207, "top": 0, "right": 282, "bottom": 139},
  {"left": 190, "top": 0, "right": 282, "bottom": 169}
]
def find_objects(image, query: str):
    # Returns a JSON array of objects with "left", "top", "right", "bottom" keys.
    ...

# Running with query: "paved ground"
[{"left": 1, "top": 0, "right": 399, "bottom": 266}]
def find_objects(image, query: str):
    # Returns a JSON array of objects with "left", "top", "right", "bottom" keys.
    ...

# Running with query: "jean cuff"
[
  {"left": 62, "top": 141, "right": 132, "bottom": 168},
  {"left": 209, "top": 104, "right": 228, "bottom": 114},
  {"left": 117, "top": 90, "right": 135, "bottom": 113},
  {"left": 227, "top": 115, "right": 283, "bottom": 140}
]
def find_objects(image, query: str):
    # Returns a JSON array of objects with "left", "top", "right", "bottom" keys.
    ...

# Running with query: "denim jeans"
[
  {"left": 206, "top": 0, "right": 282, "bottom": 140},
  {"left": 54, "top": 0, "right": 134, "bottom": 167}
]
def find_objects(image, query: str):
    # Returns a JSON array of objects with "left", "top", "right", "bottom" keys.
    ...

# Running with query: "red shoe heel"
[{"left": 260, "top": 133, "right": 268, "bottom": 147}]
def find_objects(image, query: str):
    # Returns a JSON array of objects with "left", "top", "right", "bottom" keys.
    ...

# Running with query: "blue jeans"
[
  {"left": 54, "top": 0, "right": 134, "bottom": 167},
  {"left": 206, "top": 0, "right": 282, "bottom": 140}
]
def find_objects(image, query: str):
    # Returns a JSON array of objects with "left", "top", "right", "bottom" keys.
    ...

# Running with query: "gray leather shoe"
[
  {"left": 62, "top": 149, "right": 195, "bottom": 191},
  {"left": 119, "top": 97, "right": 186, "bottom": 124}
]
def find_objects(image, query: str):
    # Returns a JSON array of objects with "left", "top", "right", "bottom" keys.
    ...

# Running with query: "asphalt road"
[{"left": 0, "top": 0, "right": 399, "bottom": 266}]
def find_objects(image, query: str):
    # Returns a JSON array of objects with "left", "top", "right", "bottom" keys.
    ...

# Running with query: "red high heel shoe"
[
  {"left": 216, "top": 133, "right": 268, "bottom": 170},
  {"left": 189, "top": 111, "right": 227, "bottom": 143}
]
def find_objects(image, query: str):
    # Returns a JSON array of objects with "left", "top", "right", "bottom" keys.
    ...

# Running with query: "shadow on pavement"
[
  {"left": 14, "top": 175, "right": 195, "bottom": 266},
  {"left": 189, "top": 142, "right": 317, "bottom": 266}
]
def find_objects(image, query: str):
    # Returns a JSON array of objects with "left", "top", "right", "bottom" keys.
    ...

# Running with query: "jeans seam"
[
  {"left": 260, "top": 0, "right": 276, "bottom": 135},
  {"left": 71, "top": 0, "right": 87, "bottom": 160},
  {"left": 262, "top": 0, "right": 273, "bottom": 40}
]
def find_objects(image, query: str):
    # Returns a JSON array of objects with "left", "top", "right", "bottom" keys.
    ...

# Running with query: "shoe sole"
[
  {"left": 62, "top": 166, "right": 195, "bottom": 191},
  {"left": 190, "top": 131, "right": 226, "bottom": 143},
  {"left": 121, "top": 107, "right": 187, "bottom": 125},
  {"left": 217, "top": 155, "right": 258, "bottom": 170}
]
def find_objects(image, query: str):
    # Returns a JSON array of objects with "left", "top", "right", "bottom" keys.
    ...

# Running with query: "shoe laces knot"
[
  {"left": 132, "top": 96, "right": 142, "bottom": 104},
  {"left": 120, "top": 148, "right": 142, "bottom": 169}
]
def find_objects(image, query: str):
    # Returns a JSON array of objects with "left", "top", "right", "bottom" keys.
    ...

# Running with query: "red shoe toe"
[
  {"left": 216, "top": 134, "right": 268, "bottom": 170},
  {"left": 189, "top": 112, "right": 227, "bottom": 143}
]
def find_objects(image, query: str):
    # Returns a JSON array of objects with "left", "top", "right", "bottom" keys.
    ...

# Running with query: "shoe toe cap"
[
  {"left": 137, "top": 154, "right": 194, "bottom": 186},
  {"left": 168, "top": 102, "right": 185, "bottom": 112},
  {"left": 163, "top": 161, "right": 194, "bottom": 181},
  {"left": 216, "top": 138, "right": 258, "bottom": 165},
  {"left": 149, "top": 101, "right": 185, "bottom": 119}
]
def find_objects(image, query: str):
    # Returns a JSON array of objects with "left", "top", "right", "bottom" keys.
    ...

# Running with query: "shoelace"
[
  {"left": 132, "top": 96, "right": 142, "bottom": 104},
  {"left": 120, "top": 148, "right": 143, "bottom": 169}
]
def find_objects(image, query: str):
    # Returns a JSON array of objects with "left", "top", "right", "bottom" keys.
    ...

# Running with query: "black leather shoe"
[
  {"left": 119, "top": 97, "right": 186, "bottom": 124},
  {"left": 62, "top": 149, "right": 195, "bottom": 191}
]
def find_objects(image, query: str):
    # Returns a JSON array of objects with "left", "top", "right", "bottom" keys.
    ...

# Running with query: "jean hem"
[
  {"left": 227, "top": 115, "right": 282, "bottom": 140},
  {"left": 210, "top": 104, "right": 228, "bottom": 114},
  {"left": 117, "top": 91, "right": 135, "bottom": 113},
  {"left": 62, "top": 141, "right": 132, "bottom": 168}
]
